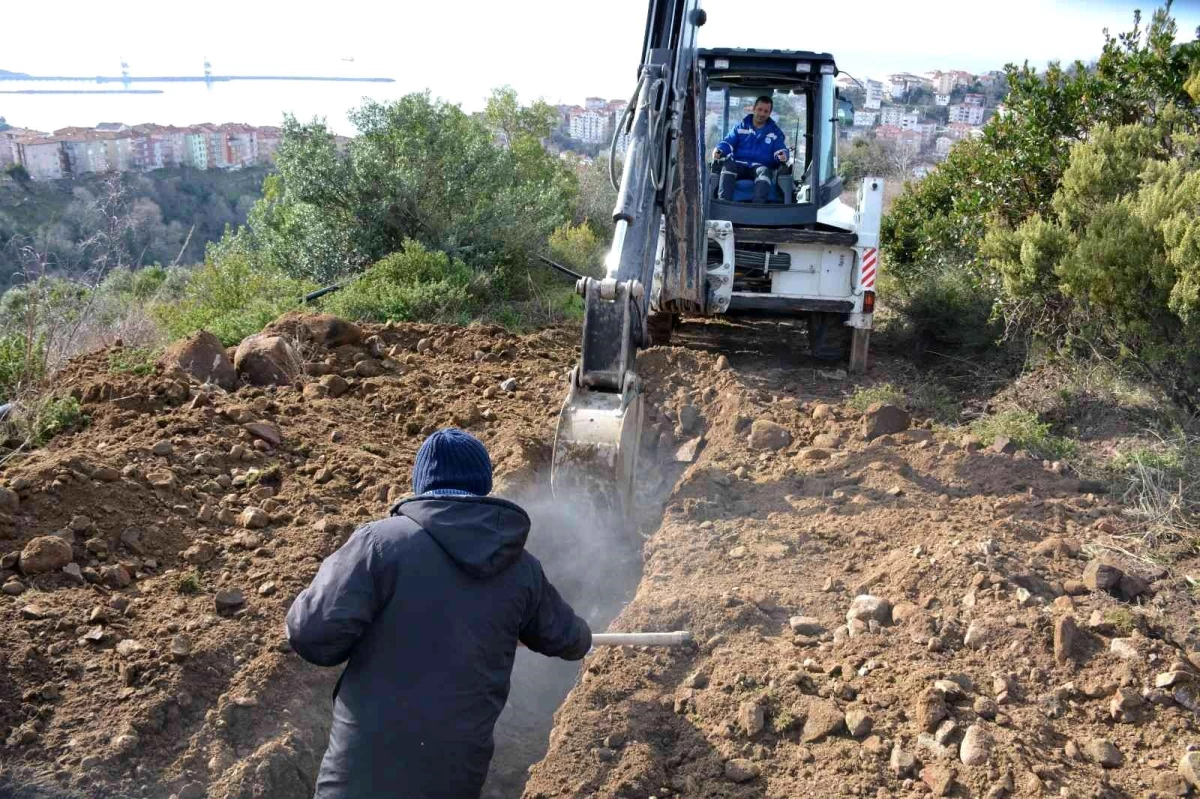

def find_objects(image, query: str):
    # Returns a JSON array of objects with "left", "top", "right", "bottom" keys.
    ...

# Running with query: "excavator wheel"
[
  {"left": 646, "top": 312, "right": 678, "bottom": 347},
  {"left": 807, "top": 311, "right": 852, "bottom": 363}
]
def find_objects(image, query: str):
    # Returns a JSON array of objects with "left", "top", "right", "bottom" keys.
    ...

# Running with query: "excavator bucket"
[{"left": 551, "top": 379, "right": 643, "bottom": 528}]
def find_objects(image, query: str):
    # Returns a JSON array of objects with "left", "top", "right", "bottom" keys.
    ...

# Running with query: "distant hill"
[{"left": 0, "top": 69, "right": 31, "bottom": 78}]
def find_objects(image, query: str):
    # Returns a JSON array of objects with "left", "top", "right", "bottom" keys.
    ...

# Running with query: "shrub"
[
  {"left": 107, "top": 347, "right": 157, "bottom": 376},
  {"left": 153, "top": 233, "right": 315, "bottom": 345},
  {"left": 970, "top": 409, "right": 1077, "bottom": 461},
  {"left": 322, "top": 240, "right": 479, "bottom": 324},
  {"left": 0, "top": 332, "right": 44, "bottom": 399},
  {"left": 847, "top": 383, "right": 907, "bottom": 412}
]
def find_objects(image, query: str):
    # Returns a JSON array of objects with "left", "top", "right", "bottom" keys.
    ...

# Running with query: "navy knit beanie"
[{"left": 411, "top": 428, "right": 493, "bottom": 496}]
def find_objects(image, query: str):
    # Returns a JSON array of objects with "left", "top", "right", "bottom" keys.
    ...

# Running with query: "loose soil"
[{"left": 2, "top": 314, "right": 1199, "bottom": 799}]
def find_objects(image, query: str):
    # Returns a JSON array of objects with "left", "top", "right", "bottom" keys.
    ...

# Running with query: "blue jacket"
[
  {"left": 285, "top": 495, "right": 592, "bottom": 799},
  {"left": 716, "top": 114, "right": 790, "bottom": 167}
]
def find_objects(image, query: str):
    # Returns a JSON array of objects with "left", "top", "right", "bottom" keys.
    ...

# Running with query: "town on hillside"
[
  {"left": 0, "top": 121, "right": 347, "bottom": 180},
  {"left": 0, "top": 66, "right": 1005, "bottom": 182}
]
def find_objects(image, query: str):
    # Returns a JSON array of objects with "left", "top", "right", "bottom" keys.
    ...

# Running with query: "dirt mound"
[
  {"left": 0, "top": 319, "right": 580, "bottom": 798},
  {"left": 524, "top": 321, "right": 1200, "bottom": 799}
]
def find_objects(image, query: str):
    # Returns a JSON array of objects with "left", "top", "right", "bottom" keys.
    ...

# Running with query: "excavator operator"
[{"left": 712, "top": 94, "right": 790, "bottom": 202}]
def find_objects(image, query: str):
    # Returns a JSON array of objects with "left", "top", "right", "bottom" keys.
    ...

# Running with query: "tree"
[
  {"left": 839, "top": 138, "right": 894, "bottom": 183},
  {"left": 240, "top": 92, "right": 579, "bottom": 286}
]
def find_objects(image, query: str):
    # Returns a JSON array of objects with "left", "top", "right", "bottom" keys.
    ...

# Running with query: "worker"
[
  {"left": 285, "top": 427, "right": 593, "bottom": 799},
  {"left": 712, "top": 95, "right": 790, "bottom": 202}
]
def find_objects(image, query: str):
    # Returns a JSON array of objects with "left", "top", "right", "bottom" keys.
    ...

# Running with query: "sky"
[{"left": 3, "top": 0, "right": 1200, "bottom": 134}]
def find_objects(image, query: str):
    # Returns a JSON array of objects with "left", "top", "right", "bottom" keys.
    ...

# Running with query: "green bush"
[
  {"left": 321, "top": 240, "right": 479, "bottom": 324},
  {"left": 153, "top": 233, "right": 315, "bottom": 345},
  {"left": 970, "top": 409, "right": 1077, "bottom": 461},
  {"left": 29, "top": 396, "right": 87, "bottom": 446},
  {"left": 847, "top": 383, "right": 907, "bottom": 412},
  {"left": 107, "top": 347, "right": 158, "bottom": 376},
  {"left": 0, "top": 332, "right": 44, "bottom": 399}
]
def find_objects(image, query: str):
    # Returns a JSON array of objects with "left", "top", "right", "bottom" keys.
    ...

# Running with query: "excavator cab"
[{"left": 700, "top": 49, "right": 845, "bottom": 227}]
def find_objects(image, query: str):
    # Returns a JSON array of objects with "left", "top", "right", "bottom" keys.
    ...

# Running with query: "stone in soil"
[
  {"left": 1083, "top": 738, "right": 1122, "bottom": 768},
  {"left": 800, "top": 700, "right": 845, "bottom": 742},
  {"left": 890, "top": 745, "right": 917, "bottom": 777},
  {"left": 915, "top": 687, "right": 949, "bottom": 732},
  {"left": 1082, "top": 559, "right": 1123, "bottom": 592},
  {"left": 845, "top": 707, "right": 873, "bottom": 738},
  {"left": 846, "top": 594, "right": 892, "bottom": 625},
  {"left": 159, "top": 330, "right": 237, "bottom": 390},
  {"left": 922, "top": 764, "right": 957, "bottom": 796},
  {"left": 239, "top": 507, "right": 270, "bottom": 529},
  {"left": 234, "top": 334, "right": 303, "bottom": 386},
  {"left": 960, "top": 724, "right": 993, "bottom": 766},
  {"left": 738, "top": 701, "right": 765, "bottom": 737},
  {"left": 1180, "top": 751, "right": 1200, "bottom": 787},
  {"left": 19, "top": 536, "right": 73, "bottom": 575},
  {"left": 1054, "top": 615, "right": 1078, "bottom": 664},
  {"left": 215, "top": 589, "right": 245, "bottom": 613},
  {"left": 789, "top": 616, "right": 825, "bottom": 636},
  {"left": 724, "top": 759, "right": 759, "bottom": 783},
  {"left": 244, "top": 422, "right": 282, "bottom": 446},
  {"left": 861, "top": 403, "right": 910, "bottom": 441},
  {"left": 749, "top": 419, "right": 791, "bottom": 450}
]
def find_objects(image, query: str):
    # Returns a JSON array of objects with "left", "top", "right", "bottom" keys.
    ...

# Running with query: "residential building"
[
  {"left": 875, "top": 125, "right": 903, "bottom": 143},
  {"left": 979, "top": 70, "right": 1005, "bottom": 88},
  {"left": 14, "top": 138, "right": 66, "bottom": 180},
  {"left": 853, "top": 110, "right": 877, "bottom": 128},
  {"left": 95, "top": 122, "right": 129, "bottom": 133},
  {"left": 914, "top": 122, "right": 938, "bottom": 143},
  {"left": 97, "top": 131, "right": 133, "bottom": 172},
  {"left": 220, "top": 123, "right": 259, "bottom": 167},
  {"left": 584, "top": 97, "right": 607, "bottom": 112},
  {"left": 935, "top": 94, "right": 951, "bottom": 107},
  {"left": 257, "top": 126, "right": 282, "bottom": 164},
  {"left": 963, "top": 93, "right": 985, "bottom": 107},
  {"left": 948, "top": 103, "right": 985, "bottom": 125},
  {"left": 935, "top": 73, "right": 955, "bottom": 96},
  {"left": 864, "top": 79, "right": 883, "bottom": 110},
  {"left": 879, "top": 107, "right": 906, "bottom": 127},
  {"left": 569, "top": 109, "right": 609, "bottom": 144},
  {"left": 949, "top": 70, "right": 975, "bottom": 87},
  {"left": 184, "top": 129, "right": 209, "bottom": 169},
  {"left": 886, "top": 73, "right": 931, "bottom": 100},
  {"left": 59, "top": 135, "right": 109, "bottom": 176},
  {"left": 947, "top": 122, "right": 983, "bottom": 140},
  {"left": 935, "top": 136, "right": 953, "bottom": 157},
  {"left": 899, "top": 112, "right": 921, "bottom": 131}
]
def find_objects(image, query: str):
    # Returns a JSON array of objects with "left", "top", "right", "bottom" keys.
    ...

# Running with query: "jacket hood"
[{"left": 392, "top": 496, "right": 530, "bottom": 578}]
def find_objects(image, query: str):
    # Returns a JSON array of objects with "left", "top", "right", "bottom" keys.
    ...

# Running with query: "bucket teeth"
[{"left": 551, "top": 382, "right": 643, "bottom": 526}]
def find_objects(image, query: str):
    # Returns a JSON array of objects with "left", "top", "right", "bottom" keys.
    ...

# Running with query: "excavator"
[{"left": 550, "top": 0, "right": 883, "bottom": 519}]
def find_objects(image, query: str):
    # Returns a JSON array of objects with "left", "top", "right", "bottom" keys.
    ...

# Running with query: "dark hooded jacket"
[{"left": 285, "top": 496, "right": 592, "bottom": 799}]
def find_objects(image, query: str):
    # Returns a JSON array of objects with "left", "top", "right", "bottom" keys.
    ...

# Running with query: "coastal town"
[{"left": 0, "top": 66, "right": 1005, "bottom": 183}]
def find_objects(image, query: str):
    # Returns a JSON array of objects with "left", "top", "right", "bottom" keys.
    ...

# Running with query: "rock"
[
  {"left": 1157, "top": 671, "right": 1192, "bottom": 688},
  {"left": 150, "top": 439, "right": 175, "bottom": 457},
  {"left": 244, "top": 422, "right": 282, "bottom": 447},
  {"left": 354, "top": 359, "right": 383, "bottom": 378},
  {"left": 183, "top": 542, "right": 216, "bottom": 565},
  {"left": 934, "top": 719, "right": 958, "bottom": 746},
  {"left": 674, "top": 437, "right": 704, "bottom": 463},
  {"left": 796, "top": 447, "right": 831, "bottom": 462},
  {"left": 147, "top": 470, "right": 177, "bottom": 489},
  {"left": 845, "top": 707, "right": 873, "bottom": 738},
  {"left": 738, "top": 701, "right": 765, "bottom": 737},
  {"left": 749, "top": 419, "right": 791, "bottom": 450},
  {"left": 170, "top": 635, "right": 192, "bottom": 661},
  {"left": 724, "top": 759, "right": 759, "bottom": 783},
  {"left": 789, "top": 616, "right": 825, "bottom": 636},
  {"left": 258, "top": 581, "right": 277, "bottom": 597},
  {"left": 890, "top": 745, "right": 918, "bottom": 778},
  {"left": 915, "top": 687, "right": 949, "bottom": 732},
  {"left": 918, "top": 732, "right": 957, "bottom": 761},
  {"left": 304, "top": 315, "right": 362, "bottom": 347},
  {"left": 3, "top": 579, "right": 26, "bottom": 595},
  {"left": 1118, "top": 571, "right": 1150, "bottom": 600},
  {"left": 933, "top": 680, "right": 964, "bottom": 699},
  {"left": 112, "top": 732, "right": 140, "bottom": 757},
  {"left": 846, "top": 595, "right": 892, "bottom": 627},
  {"left": 1180, "top": 751, "right": 1200, "bottom": 787},
  {"left": 215, "top": 589, "right": 245, "bottom": 613},
  {"left": 861, "top": 403, "right": 910, "bottom": 441},
  {"left": 20, "top": 604, "right": 45, "bottom": 620},
  {"left": 988, "top": 436, "right": 1017, "bottom": 455},
  {"left": 678, "top": 405, "right": 701, "bottom": 434},
  {"left": 177, "top": 783, "right": 206, "bottom": 799},
  {"left": 1155, "top": 771, "right": 1189, "bottom": 796},
  {"left": 1054, "top": 616, "right": 1078, "bottom": 664},
  {"left": 100, "top": 565, "right": 132, "bottom": 588},
  {"left": 963, "top": 620, "right": 992, "bottom": 649},
  {"left": 1083, "top": 559, "right": 1124, "bottom": 592},
  {"left": 1110, "top": 638, "right": 1140, "bottom": 660},
  {"left": 19, "top": 536, "right": 73, "bottom": 575},
  {"left": 811, "top": 433, "right": 841, "bottom": 449},
  {"left": 159, "top": 331, "right": 237, "bottom": 391},
  {"left": 500, "top": 377, "right": 518, "bottom": 392},
  {"left": 0, "top": 486, "right": 19, "bottom": 511},
  {"left": 63, "top": 563, "right": 84, "bottom": 584},
  {"left": 1084, "top": 739, "right": 1122, "bottom": 768},
  {"left": 119, "top": 527, "right": 143, "bottom": 553},
  {"left": 1109, "top": 687, "right": 1143, "bottom": 723},
  {"left": 960, "top": 724, "right": 993, "bottom": 766},
  {"left": 922, "top": 765, "right": 957, "bottom": 796},
  {"left": 973, "top": 695, "right": 998, "bottom": 719},
  {"left": 320, "top": 374, "right": 350, "bottom": 398},
  {"left": 239, "top": 507, "right": 269, "bottom": 529},
  {"left": 801, "top": 700, "right": 845, "bottom": 742},
  {"left": 115, "top": 639, "right": 145, "bottom": 658},
  {"left": 234, "top": 334, "right": 302, "bottom": 387}
]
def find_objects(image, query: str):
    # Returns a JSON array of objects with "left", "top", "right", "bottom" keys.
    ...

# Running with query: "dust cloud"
[{"left": 481, "top": 486, "right": 647, "bottom": 798}]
